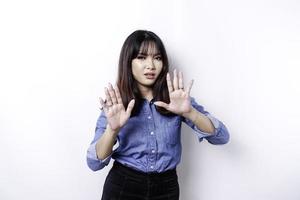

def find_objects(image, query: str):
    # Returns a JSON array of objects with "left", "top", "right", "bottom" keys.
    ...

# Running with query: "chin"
[{"left": 140, "top": 82, "right": 155, "bottom": 88}]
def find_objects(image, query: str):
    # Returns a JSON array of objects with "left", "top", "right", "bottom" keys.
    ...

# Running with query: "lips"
[{"left": 144, "top": 72, "right": 155, "bottom": 79}]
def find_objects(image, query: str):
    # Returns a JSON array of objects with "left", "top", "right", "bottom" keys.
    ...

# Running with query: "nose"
[{"left": 145, "top": 57, "right": 155, "bottom": 70}]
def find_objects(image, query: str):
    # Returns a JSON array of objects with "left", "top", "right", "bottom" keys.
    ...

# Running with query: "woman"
[{"left": 87, "top": 30, "right": 230, "bottom": 200}]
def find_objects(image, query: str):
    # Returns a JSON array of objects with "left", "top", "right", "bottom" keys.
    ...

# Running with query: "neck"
[{"left": 138, "top": 85, "right": 153, "bottom": 101}]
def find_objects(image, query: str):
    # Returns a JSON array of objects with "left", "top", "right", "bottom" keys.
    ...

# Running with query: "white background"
[{"left": 1, "top": 0, "right": 300, "bottom": 199}]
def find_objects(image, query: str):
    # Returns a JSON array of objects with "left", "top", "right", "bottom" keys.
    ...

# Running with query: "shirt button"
[
  {"left": 151, "top": 150, "right": 155, "bottom": 153},
  {"left": 150, "top": 165, "right": 154, "bottom": 169},
  {"left": 148, "top": 116, "right": 151, "bottom": 119},
  {"left": 150, "top": 131, "right": 154, "bottom": 135}
]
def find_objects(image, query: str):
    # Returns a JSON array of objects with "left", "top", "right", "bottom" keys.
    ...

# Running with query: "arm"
[
  {"left": 182, "top": 107, "right": 215, "bottom": 134},
  {"left": 95, "top": 125, "right": 119, "bottom": 160},
  {"left": 87, "top": 112, "right": 117, "bottom": 171},
  {"left": 182, "top": 98, "right": 230, "bottom": 144},
  {"left": 86, "top": 83, "right": 135, "bottom": 171},
  {"left": 87, "top": 112, "right": 113, "bottom": 171},
  {"left": 154, "top": 70, "right": 229, "bottom": 144}
]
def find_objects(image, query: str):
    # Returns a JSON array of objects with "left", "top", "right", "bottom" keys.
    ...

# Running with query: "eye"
[
  {"left": 137, "top": 55, "right": 146, "bottom": 60},
  {"left": 155, "top": 56, "right": 162, "bottom": 61}
]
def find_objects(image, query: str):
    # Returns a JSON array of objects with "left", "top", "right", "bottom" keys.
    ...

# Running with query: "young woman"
[{"left": 87, "top": 30, "right": 230, "bottom": 200}]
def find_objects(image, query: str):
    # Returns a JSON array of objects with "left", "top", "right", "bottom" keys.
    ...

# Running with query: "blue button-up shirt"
[{"left": 87, "top": 97, "right": 229, "bottom": 173}]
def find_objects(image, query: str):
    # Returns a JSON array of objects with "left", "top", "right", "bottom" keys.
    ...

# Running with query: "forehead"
[{"left": 139, "top": 41, "right": 160, "bottom": 55}]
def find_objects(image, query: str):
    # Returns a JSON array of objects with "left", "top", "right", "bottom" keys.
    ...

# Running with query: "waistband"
[{"left": 112, "top": 161, "right": 177, "bottom": 179}]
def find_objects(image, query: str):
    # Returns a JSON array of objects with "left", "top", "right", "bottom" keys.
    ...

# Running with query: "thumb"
[
  {"left": 126, "top": 99, "right": 135, "bottom": 116},
  {"left": 154, "top": 101, "right": 169, "bottom": 109}
]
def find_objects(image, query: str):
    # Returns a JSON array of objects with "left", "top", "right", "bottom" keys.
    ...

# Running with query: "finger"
[
  {"left": 126, "top": 99, "right": 135, "bottom": 116},
  {"left": 173, "top": 69, "right": 179, "bottom": 90},
  {"left": 179, "top": 71, "right": 184, "bottom": 90},
  {"left": 154, "top": 101, "right": 169, "bottom": 109},
  {"left": 99, "top": 97, "right": 104, "bottom": 110},
  {"left": 187, "top": 79, "right": 194, "bottom": 95},
  {"left": 108, "top": 83, "right": 117, "bottom": 105},
  {"left": 104, "top": 87, "right": 113, "bottom": 106},
  {"left": 99, "top": 97, "right": 108, "bottom": 112},
  {"left": 114, "top": 85, "right": 123, "bottom": 105},
  {"left": 99, "top": 97, "right": 105, "bottom": 107},
  {"left": 166, "top": 73, "right": 173, "bottom": 93}
]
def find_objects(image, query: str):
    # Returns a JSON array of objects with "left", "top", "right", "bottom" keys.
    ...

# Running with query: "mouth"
[{"left": 144, "top": 73, "right": 156, "bottom": 80}]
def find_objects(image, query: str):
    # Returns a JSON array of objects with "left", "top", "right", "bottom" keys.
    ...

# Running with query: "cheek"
[
  {"left": 131, "top": 62, "right": 143, "bottom": 79},
  {"left": 131, "top": 61, "right": 139, "bottom": 74},
  {"left": 156, "top": 62, "right": 163, "bottom": 73},
  {"left": 132, "top": 69, "right": 139, "bottom": 81}
]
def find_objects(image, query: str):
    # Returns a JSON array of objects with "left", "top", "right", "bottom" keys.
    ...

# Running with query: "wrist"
[
  {"left": 182, "top": 107, "right": 197, "bottom": 122},
  {"left": 106, "top": 124, "right": 120, "bottom": 137}
]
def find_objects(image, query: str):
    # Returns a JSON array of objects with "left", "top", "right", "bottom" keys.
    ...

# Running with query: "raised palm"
[
  {"left": 100, "top": 83, "right": 135, "bottom": 131},
  {"left": 154, "top": 69, "right": 193, "bottom": 115}
]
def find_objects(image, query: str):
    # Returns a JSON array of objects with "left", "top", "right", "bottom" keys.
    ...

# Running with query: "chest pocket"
[{"left": 163, "top": 117, "right": 181, "bottom": 145}]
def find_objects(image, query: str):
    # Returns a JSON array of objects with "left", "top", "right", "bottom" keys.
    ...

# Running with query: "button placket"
[{"left": 147, "top": 101, "right": 156, "bottom": 172}]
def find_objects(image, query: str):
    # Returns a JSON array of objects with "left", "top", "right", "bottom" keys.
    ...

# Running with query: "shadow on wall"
[{"left": 178, "top": 124, "right": 242, "bottom": 199}]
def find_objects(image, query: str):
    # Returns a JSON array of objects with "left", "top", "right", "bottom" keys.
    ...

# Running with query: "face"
[{"left": 131, "top": 42, "right": 163, "bottom": 90}]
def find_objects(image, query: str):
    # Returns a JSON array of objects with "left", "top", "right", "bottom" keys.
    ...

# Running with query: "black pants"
[{"left": 101, "top": 161, "right": 179, "bottom": 200}]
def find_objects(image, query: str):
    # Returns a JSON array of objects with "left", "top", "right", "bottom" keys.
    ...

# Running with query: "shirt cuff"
[
  {"left": 206, "top": 113, "right": 220, "bottom": 132},
  {"left": 87, "top": 140, "right": 119, "bottom": 165},
  {"left": 194, "top": 113, "right": 221, "bottom": 142}
]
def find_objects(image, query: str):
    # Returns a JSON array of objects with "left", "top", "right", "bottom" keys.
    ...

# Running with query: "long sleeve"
[
  {"left": 182, "top": 97, "right": 230, "bottom": 144},
  {"left": 86, "top": 111, "right": 118, "bottom": 171}
]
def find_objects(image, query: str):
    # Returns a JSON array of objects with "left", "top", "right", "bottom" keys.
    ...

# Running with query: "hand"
[
  {"left": 154, "top": 69, "right": 194, "bottom": 116},
  {"left": 99, "top": 83, "right": 135, "bottom": 132}
]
